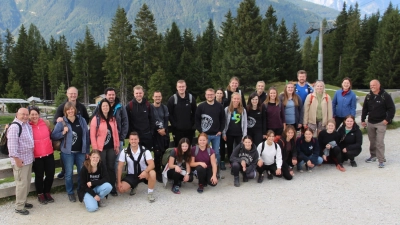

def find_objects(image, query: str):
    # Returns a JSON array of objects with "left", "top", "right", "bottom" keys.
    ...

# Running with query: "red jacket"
[
  {"left": 29, "top": 118, "right": 53, "bottom": 158},
  {"left": 90, "top": 116, "right": 120, "bottom": 151}
]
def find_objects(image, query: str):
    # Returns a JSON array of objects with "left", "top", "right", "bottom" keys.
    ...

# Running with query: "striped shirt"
[{"left": 7, "top": 118, "right": 34, "bottom": 166}]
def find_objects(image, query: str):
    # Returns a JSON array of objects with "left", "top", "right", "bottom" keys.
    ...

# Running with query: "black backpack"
[
  {"left": 124, "top": 145, "right": 148, "bottom": 176},
  {"left": 0, "top": 122, "right": 22, "bottom": 155}
]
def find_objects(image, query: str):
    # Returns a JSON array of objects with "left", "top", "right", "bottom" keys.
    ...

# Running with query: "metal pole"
[{"left": 318, "top": 21, "right": 323, "bottom": 81}]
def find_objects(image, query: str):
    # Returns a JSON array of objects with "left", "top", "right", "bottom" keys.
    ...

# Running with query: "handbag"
[{"left": 52, "top": 120, "right": 67, "bottom": 151}]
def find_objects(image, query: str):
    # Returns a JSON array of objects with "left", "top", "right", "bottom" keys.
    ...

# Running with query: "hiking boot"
[
  {"left": 197, "top": 184, "right": 204, "bottom": 193},
  {"left": 68, "top": 194, "right": 76, "bottom": 202},
  {"left": 15, "top": 209, "right": 29, "bottom": 215},
  {"left": 171, "top": 185, "right": 180, "bottom": 194},
  {"left": 38, "top": 194, "right": 47, "bottom": 205},
  {"left": 44, "top": 193, "right": 54, "bottom": 203},
  {"left": 110, "top": 190, "right": 118, "bottom": 196},
  {"left": 147, "top": 193, "right": 155, "bottom": 203},
  {"left": 220, "top": 162, "right": 226, "bottom": 170},
  {"left": 130, "top": 187, "right": 137, "bottom": 196},
  {"left": 234, "top": 176, "right": 240, "bottom": 187},
  {"left": 365, "top": 157, "right": 377, "bottom": 163},
  {"left": 24, "top": 203, "right": 33, "bottom": 209},
  {"left": 257, "top": 173, "right": 264, "bottom": 183},
  {"left": 98, "top": 198, "right": 107, "bottom": 207},
  {"left": 350, "top": 160, "right": 357, "bottom": 167},
  {"left": 242, "top": 173, "right": 248, "bottom": 182},
  {"left": 378, "top": 162, "right": 385, "bottom": 168},
  {"left": 57, "top": 171, "right": 65, "bottom": 179},
  {"left": 336, "top": 164, "right": 346, "bottom": 172}
]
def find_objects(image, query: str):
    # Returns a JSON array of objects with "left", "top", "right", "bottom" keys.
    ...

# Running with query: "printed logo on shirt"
[
  {"left": 89, "top": 174, "right": 100, "bottom": 180},
  {"left": 309, "top": 145, "right": 313, "bottom": 150},
  {"left": 72, "top": 131, "right": 78, "bottom": 145},
  {"left": 238, "top": 152, "right": 253, "bottom": 164},
  {"left": 155, "top": 121, "right": 164, "bottom": 129},
  {"left": 247, "top": 116, "right": 256, "bottom": 128},
  {"left": 104, "top": 129, "right": 111, "bottom": 145},
  {"left": 231, "top": 111, "right": 241, "bottom": 124},
  {"left": 201, "top": 114, "right": 213, "bottom": 132}
]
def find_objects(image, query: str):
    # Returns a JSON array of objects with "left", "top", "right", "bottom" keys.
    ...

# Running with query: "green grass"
[
  {"left": 0, "top": 116, "right": 15, "bottom": 125},
  {"left": 394, "top": 97, "right": 400, "bottom": 104},
  {"left": 360, "top": 121, "right": 400, "bottom": 135},
  {"left": 396, "top": 109, "right": 400, "bottom": 116}
]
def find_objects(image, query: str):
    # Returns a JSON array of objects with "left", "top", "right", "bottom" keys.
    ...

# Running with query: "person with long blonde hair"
[{"left": 222, "top": 92, "right": 248, "bottom": 164}]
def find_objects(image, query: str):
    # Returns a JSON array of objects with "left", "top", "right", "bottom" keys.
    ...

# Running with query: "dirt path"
[{"left": 0, "top": 129, "right": 399, "bottom": 224}]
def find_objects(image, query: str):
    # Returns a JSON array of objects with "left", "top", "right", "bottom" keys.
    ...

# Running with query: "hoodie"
[
  {"left": 126, "top": 98, "right": 155, "bottom": 134},
  {"left": 78, "top": 161, "right": 110, "bottom": 202},
  {"left": 167, "top": 91, "right": 197, "bottom": 131},
  {"left": 230, "top": 143, "right": 259, "bottom": 172},
  {"left": 296, "top": 135, "right": 320, "bottom": 165}
]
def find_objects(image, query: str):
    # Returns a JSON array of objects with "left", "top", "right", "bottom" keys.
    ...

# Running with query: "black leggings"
[
  {"left": 166, "top": 169, "right": 194, "bottom": 186},
  {"left": 100, "top": 148, "right": 116, "bottom": 191},
  {"left": 220, "top": 136, "right": 226, "bottom": 162},
  {"left": 328, "top": 146, "right": 343, "bottom": 165},
  {"left": 247, "top": 129, "right": 263, "bottom": 147},
  {"left": 194, "top": 166, "right": 216, "bottom": 186},
  {"left": 341, "top": 147, "right": 362, "bottom": 162},
  {"left": 257, "top": 164, "right": 277, "bottom": 176},
  {"left": 226, "top": 135, "right": 242, "bottom": 162},
  {"left": 33, "top": 154, "right": 55, "bottom": 194},
  {"left": 281, "top": 162, "right": 293, "bottom": 180}
]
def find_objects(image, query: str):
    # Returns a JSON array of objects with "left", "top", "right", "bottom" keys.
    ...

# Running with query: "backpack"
[
  {"left": 195, "top": 145, "right": 211, "bottom": 157},
  {"left": 173, "top": 93, "right": 193, "bottom": 105},
  {"left": 162, "top": 147, "right": 177, "bottom": 166},
  {"left": 128, "top": 100, "right": 151, "bottom": 113},
  {"left": 225, "top": 90, "right": 242, "bottom": 100},
  {"left": 124, "top": 145, "right": 148, "bottom": 175},
  {"left": 309, "top": 93, "right": 329, "bottom": 105},
  {"left": 365, "top": 92, "right": 386, "bottom": 101},
  {"left": 260, "top": 141, "right": 278, "bottom": 157},
  {"left": 0, "top": 122, "right": 22, "bottom": 155}
]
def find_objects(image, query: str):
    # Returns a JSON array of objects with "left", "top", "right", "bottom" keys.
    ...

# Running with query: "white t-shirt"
[
  {"left": 119, "top": 146, "right": 153, "bottom": 175},
  {"left": 257, "top": 141, "right": 283, "bottom": 168}
]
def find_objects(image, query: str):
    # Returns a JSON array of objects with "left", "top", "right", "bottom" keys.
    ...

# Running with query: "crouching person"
[
  {"left": 78, "top": 150, "right": 112, "bottom": 212},
  {"left": 117, "top": 132, "right": 156, "bottom": 203},
  {"left": 230, "top": 135, "right": 260, "bottom": 187}
]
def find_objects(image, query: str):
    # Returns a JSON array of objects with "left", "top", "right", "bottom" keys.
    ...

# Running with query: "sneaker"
[
  {"left": 350, "top": 160, "right": 357, "bottom": 167},
  {"left": 38, "top": 194, "right": 47, "bottom": 205},
  {"left": 156, "top": 173, "right": 163, "bottom": 183},
  {"left": 171, "top": 185, "right": 180, "bottom": 194},
  {"left": 57, "top": 171, "right": 65, "bottom": 179},
  {"left": 267, "top": 172, "right": 273, "bottom": 180},
  {"left": 234, "top": 176, "right": 240, "bottom": 187},
  {"left": 110, "top": 191, "right": 118, "bottom": 196},
  {"left": 15, "top": 209, "right": 29, "bottom": 215},
  {"left": 298, "top": 169, "right": 303, "bottom": 173},
  {"left": 242, "top": 174, "right": 248, "bottom": 182},
  {"left": 197, "top": 184, "right": 204, "bottom": 193},
  {"left": 365, "top": 157, "right": 377, "bottom": 163},
  {"left": 220, "top": 162, "right": 226, "bottom": 170},
  {"left": 68, "top": 194, "right": 76, "bottom": 202},
  {"left": 24, "top": 203, "right": 33, "bottom": 209},
  {"left": 130, "top": 187, "right": 137, "bottom": 196},
  {"left": 378, "top": 162, "right": 385, "bottom": 168},
  {"left": 147, "top": 193, "right": 155, "bottom": 203},
  {"left": 98, "top": 198, "right": 107, "bottom": 207},
  {"left": 44, "top": 193, "right": 54, "bottom": 203},
  {"left": 336, "top": 164, "right": 346, "bottom": 172}
]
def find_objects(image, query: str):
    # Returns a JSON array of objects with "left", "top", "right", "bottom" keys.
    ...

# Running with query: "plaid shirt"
[{"left": 7, "top": 118, "right": 34, "bottom": 166}]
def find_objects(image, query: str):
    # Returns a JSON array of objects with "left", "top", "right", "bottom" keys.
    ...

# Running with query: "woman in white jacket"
[{"left": 256, "top": 130, "right": 282, "bottom": 183}]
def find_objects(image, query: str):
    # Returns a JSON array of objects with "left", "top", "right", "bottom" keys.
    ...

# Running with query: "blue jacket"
[
  {"left": 51, "top": 115, "right": 90, "bottom": 154},
  {"left": 332, "top": 89, "right": 357, "bottom": 118}
]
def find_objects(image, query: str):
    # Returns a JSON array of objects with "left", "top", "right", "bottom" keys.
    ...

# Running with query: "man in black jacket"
[
  {"left": 53, "top": 86, "right": 89, "bottom": 179},
  {"left": 361, "top": 79, "right": 395, "bottom": 168},
  {"left": 167, "top": 80, "right": 197, "bottom": 146},
  {"left": 126, "top": 85, "right": 155, "bottom": 151}
]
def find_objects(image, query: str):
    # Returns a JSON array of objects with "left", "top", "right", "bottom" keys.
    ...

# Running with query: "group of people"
[{"left": 6, "top": 70, "right": 395, "bottom": 215}]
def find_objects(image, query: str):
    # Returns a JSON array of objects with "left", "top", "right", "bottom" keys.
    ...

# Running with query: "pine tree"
[
  {"left": 0, "top": 35, "right": 4, "bottom": 93},
  {"left": 133, "top": 4, "right": 160, "bottom": 90},
  {"left": 3, "top": 70, "right": 25, "bottom": 113},
  {"left": 199, "top": 19, "right": 218, "bottom": 82},
  {"left": 287, "top": 23, "right": 302, "bottom": 80},
  {"left": 366, "top": 7, "right": 400, "bottom": 88},
  {"left": 54, "top": 83, "right": 66, "bottom": 107},
  {"left": 148, "top": 66, "right": 171, "bottom": 103},
  {"left": 234, "top": 0, "right": 263, "bottom": 88},
  {"left": 33, "top": 49, "right": 49, "bottom": 99},
  {"left": 261, "top": 5, "right": 279, "bottom": 82},
  {"left": 301, "top": 36, "right": 315, "bottom": 82},
  {"left": 103, "top": 7, "right": 137, "bottom": 105},
  {"left": 11, "top": 24, "right": 30, "bottom": 95},
  {"left": 275, "top": 19, "right": 290, "bottom": 81}
]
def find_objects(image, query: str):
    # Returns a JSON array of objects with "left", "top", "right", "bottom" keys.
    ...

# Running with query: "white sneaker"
[{"left": 98, "top": 198, "right": 107, "bottom": 207}]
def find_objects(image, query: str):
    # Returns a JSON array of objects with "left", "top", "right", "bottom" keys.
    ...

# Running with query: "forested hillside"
[{"left": 0, "top": 0, "right": 340, "bottom": 45}]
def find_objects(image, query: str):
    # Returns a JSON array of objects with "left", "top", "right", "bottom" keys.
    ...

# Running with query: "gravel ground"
[{"left": 0, "top": 129, "right": 399, "bottom": 225}]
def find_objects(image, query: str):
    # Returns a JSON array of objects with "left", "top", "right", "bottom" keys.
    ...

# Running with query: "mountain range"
[
  {"left": 1, "top": 0, "right": 340, "bottom": 46},
  {"left": 304, "top": 0, "right": 397, "bottom": 15}
]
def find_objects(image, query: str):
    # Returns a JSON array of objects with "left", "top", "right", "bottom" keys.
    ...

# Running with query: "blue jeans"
[
  {"left": 61, "top": 152, "right": 85, "bottom": 195},
  {"left": 115, "top": 141, "right": 124, "bottom": 172},
  {"left": 208, "top": 135, "right": 221, "bottom": 165},
  {"left": 83, "top": 182, "right": 112, "bottom": 212},
  {"left": 297, "top": 156, "right": 323, "bottom": 171}
]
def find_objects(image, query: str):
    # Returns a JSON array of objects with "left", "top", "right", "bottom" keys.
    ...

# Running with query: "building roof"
[{"left": 27, "top": 96, "right": 43, "bottom": 102}]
